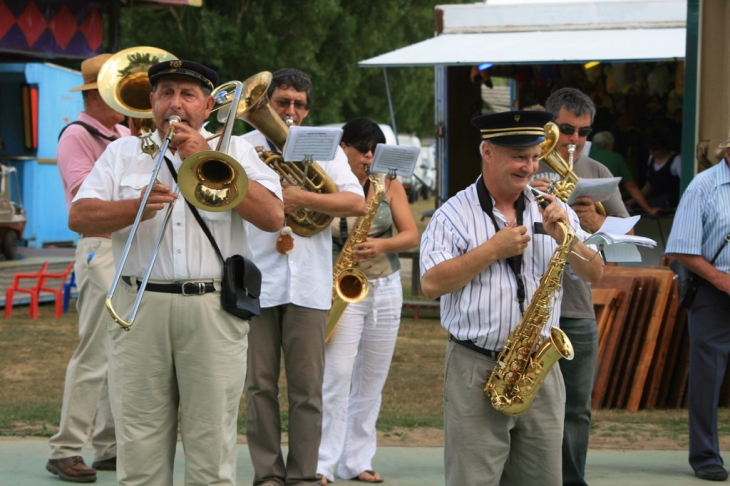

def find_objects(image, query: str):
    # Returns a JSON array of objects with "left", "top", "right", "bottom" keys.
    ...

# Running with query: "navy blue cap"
[
  {"left": 148, "top": 60, "right": 219, "bottom": 92},
  {"left": 471, "top": 110, "right": 554, "bottom": 147}
]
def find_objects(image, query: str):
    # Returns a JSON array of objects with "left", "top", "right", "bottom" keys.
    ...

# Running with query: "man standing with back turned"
[
  {"left": 242, "top": 68, "right": 366, "bottom": 486},
  {"left": 47, "top": 53, "right": 129, "bottom": 483},
  {"left": 531, "top": 88, "right": 629, "bottom": 486}
]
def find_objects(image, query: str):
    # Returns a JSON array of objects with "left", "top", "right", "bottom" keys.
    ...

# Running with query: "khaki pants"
[
  {"left": 48, "top": 238, "right": 116, "bottom": 461},
  {"left": 246, "top": 304, "right": 326, "bottom": 486},
  {"left": 108, "top": 279, "right": 248, "bottom": 486},
  {"left": 444, "top": 340, "right": 565, "bottom": 486}
]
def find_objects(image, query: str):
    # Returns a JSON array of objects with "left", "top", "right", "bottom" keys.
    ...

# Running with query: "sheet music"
[
  {"left": 281, "top": 126, "right": 343, "bottom": 162},
  {"left": 565, "top": 177, "right": 621, "bottom": 205},
  {"left": 597, "top": 215, "right": 640, "bottom": 235},
  {"left": 602, "top": 243, "right": 642, "bottom": 263},
  {"left": 370, "top": 144, "right": 420, "bottom": 178}
]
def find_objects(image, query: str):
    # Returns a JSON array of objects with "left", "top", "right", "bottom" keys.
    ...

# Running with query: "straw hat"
[
  {"left": 719, "top": 131, "right": 730, "bottom": 149},
  {"left": 69, "top": 54, "right": 113, "bottom": 92}
]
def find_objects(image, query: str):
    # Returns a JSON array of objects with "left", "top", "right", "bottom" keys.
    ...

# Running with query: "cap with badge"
[
  {"left": 70, "top": 53, "right": 113, "bottom": 92},
  {"left": 147, "top": 60, "right": 219, "bottom": 92},
  {"left": 472, "top": 110, "right": 554, "bottom": 147}
]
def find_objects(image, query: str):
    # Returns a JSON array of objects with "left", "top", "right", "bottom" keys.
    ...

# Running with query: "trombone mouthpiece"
[
  {"left": 168, "top": 115, "right": 181, "bottom": 124},
  {"left": 284, "top": 116, "right": 295, "bottom": 127}
]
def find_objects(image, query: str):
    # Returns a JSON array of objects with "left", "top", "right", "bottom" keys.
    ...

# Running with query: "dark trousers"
[{"left": 688, "top": 280, "right": 730, "bottom": 471}]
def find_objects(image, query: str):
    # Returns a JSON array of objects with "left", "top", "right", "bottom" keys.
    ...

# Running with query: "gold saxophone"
[
  {"left": 483, "top": 193, "right": 576, "bottom": 416},
  {"left": 325, "top": 174, "right": 385, "bottom": 343},
  {"left": 541, "top": 122, "right": 607, "bottom": 217}
]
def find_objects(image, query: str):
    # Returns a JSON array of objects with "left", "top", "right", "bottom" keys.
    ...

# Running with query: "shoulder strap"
[
  {"left": 58, "top": 121, "right": 118, "bottom": 142},
  {"left": 710, "top": 234, "right": 730, "bottom": 265},
  {"left": 163, "top": 156, "right": 225, "bottom": 263}
]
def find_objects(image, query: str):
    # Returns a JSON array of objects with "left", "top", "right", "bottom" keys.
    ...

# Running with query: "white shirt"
[
  {"left": 420, "top": 179, "right": 591, "bottom": 351},
  {"left": 242, "top": 130, "right": 363, "bottom": 310},
  {"left": 74, "top": 128, "right": 282, "bottom": 281}
]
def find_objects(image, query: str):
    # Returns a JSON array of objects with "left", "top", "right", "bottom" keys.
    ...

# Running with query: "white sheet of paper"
[
  {"left": 282, "top": 126, "right": 343, "bottom": 162},
  {"left": 370, "top": 144, "right": 420, "bottom": 178},
  {"left": 565, "top": 177, "right": 621, "bottom": 205},
  {"left": 602, "top": 243, "right": 642, "bottom": 263},
  {"left": 596, "top": 215, "right": 640, "bottom": 235},
  {"left": 585, "top": 232, "right": 657, "bottom": 249}
]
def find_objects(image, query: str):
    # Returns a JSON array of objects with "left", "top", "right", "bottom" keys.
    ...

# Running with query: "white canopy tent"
[{"left": 357, "top": 0, "right": 688, "bottom": 202}]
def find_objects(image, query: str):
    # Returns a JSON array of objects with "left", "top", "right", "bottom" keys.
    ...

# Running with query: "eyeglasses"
[
  {"left": 558, "top": 124, "right": 592, "bottom": 137},
  {"left": 346, "top": 142, "right": 375, "bottom": 154},
  {"left": 273, "top": 98, "right": 309, "bottom": 111}
]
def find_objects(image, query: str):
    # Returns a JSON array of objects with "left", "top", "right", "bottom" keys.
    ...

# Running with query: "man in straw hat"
[
  {"left": 419, "top": 110, "right": 603, "bottom": 486},
  {"left": 47, "top": 53, "right": 131, "bottom": 483},
  {"left": 69, "top": 59, "right": 283, "bottom": 485},
  {"left": 666, "top": 138, "right": 730, "bottom": 482}
]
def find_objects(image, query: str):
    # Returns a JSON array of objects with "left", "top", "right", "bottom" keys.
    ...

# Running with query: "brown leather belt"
[{"left": 122, "top": 276, "right": 216, "bottom": 295}]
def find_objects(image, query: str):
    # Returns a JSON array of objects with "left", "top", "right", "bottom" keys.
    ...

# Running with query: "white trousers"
[
  {"left": 108, "top": 279, "right": 248, "bottom": 486},
  {"left": 318, "top": 272, "right": 402, "bottom": 481},
  {"left": 48, "top": 237, "right": 116, "bottom": 461}
]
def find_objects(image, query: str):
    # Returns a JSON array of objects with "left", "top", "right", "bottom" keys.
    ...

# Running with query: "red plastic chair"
[
  {"left": 37, "top": 261, "right": 75, "bottom": 318},
  {"left": 5, "top": 262, "right": 50, "bottom": 319}
]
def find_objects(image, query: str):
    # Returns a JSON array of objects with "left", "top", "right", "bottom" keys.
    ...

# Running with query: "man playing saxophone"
[
  {"left": 530, "top": 88, "right": 630, "bottom": 486},
  {"left": 242, "top": 68, "right": 366, "bottom": 486},
  {"left": 420, "top": 110, "right": 603, "bottom": 486}
]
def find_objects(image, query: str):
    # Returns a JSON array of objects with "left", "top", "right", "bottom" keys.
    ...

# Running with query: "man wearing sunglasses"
[
  {"left": 241, "top": 68, "right": 367, "bottom": 486},
  {"left": 531, "top": 87, "right": 629, "bottom": 486}
]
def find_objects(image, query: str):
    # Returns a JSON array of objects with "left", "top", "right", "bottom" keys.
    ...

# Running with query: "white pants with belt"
[
  {"left": 108, "top": 279, "right": 248, "bottom": 486},
  {"left": 318, "top": 272, "right": 402, "bottom": 481},
  {"left": 48, "top": 237, "right": 116, "bottom": 462}
]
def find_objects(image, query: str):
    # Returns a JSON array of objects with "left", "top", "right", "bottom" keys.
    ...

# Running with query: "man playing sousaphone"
[
  {"left": 420, "top": 110, "right": 602, "bottom": 486},
  {"left": 241, "top": 68, "right": 366, "bottom": 486},
  {"left": 69, "top": 59, "right": 284, "bottom": 485}
]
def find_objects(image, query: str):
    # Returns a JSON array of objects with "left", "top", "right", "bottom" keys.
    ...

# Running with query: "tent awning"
[{"left": 359, "top": 28, "right": 686, "bottom": 68}]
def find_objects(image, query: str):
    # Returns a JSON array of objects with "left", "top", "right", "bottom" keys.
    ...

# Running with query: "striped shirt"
[
  {"left": 665, "top": 159, "right": 730, "bottom": 273},
  {"left": 420, "top": 179, "right": 590, "bottom": 351}
]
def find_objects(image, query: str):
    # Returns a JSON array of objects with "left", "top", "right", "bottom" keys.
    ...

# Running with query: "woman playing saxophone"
[{"left": 317, "top": 118, "right": 418, "bottom": 485}]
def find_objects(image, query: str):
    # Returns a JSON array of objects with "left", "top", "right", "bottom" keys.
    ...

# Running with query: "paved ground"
[{"left": 0, "top": 437, "right": 716, "bottom": 486}]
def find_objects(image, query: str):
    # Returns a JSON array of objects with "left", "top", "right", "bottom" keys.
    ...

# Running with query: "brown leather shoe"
[
  {"left": 91, "top": 456, "right": 116, "bottom": 471},
  {"left": 46, "top": 456, "right": 97, "bottom": 483}
]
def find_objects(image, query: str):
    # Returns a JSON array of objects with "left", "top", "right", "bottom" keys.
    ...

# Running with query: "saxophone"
[
  {"left": 325, "top": 174, "right": 385, "bottom": 343},
  {"left": 541, "top": 122, "right": 607, "bottom": 217},
  {"left": 483, "top": 191, "right": 576, "bottom": 416}
]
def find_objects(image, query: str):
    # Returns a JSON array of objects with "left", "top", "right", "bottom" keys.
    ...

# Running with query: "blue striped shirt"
[
  {"left": 666, "top": 160, "right": 730, "bottom": 273},
  {"left": 420, "top": 180, "right": 590, "bottom": 351}
]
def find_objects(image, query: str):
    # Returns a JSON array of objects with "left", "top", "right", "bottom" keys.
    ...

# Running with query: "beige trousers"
[
  {"left": 443, "top": 340, "right": 565, "bottom": 486},
  {"left": 108, "top": 279, "right": 248, "bottom": 486},
  {"left": 48, "top": 237, "right": 116, "bottom": 461}
]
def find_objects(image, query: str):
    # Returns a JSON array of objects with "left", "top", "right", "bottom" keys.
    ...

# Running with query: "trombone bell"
[{"left": 178, "top": 151, "right": 249, "bottom": 212}]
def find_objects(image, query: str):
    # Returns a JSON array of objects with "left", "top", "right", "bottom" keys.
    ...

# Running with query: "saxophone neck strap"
[
  {"left": 476, "top": 175, "right": 526, "bottom": 313},
  {"left": 339, "top": 178, "right": 373, "bottom": 240}
]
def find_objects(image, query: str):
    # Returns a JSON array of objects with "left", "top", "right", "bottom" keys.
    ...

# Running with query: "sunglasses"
[
  {"left": 558, "top": 124, "right": 592, "bottom": 137},
  {"left": 345, "top": 142, "right": 376, "bottom": 154},
  {"left": 273, "top": 98, "right": 309, "bottom": 111}
]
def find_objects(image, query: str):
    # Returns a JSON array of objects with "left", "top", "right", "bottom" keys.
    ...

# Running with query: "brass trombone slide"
[{"left": 105, "top": 115, "right": 180, "bottom": 331}]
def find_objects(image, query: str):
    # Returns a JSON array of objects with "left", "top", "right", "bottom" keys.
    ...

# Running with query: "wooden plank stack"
[{"left": 589, "top": 264, "right": 694, "bottom": 410}]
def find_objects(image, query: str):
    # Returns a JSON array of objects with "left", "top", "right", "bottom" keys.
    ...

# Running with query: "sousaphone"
[{"left": 98, "top": 46, "right": 177, "bottom": 155}]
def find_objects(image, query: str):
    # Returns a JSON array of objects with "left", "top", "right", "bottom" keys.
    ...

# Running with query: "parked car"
[{"left": 0, "top": 164, "right": 26, "bottom": 260}]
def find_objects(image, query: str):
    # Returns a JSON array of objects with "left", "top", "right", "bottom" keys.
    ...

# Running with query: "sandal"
[{"left": 352, "top": 470, "right": 383, "bottom": 483}]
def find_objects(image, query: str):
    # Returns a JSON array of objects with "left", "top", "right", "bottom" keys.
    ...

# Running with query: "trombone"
[{"left": 105, "top": 81, "right": 250, "bottom": 331}]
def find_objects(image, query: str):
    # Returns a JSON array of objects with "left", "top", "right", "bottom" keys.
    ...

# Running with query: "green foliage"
[{"left": 120, "top": 0, "right": 472, "bottom": 137}]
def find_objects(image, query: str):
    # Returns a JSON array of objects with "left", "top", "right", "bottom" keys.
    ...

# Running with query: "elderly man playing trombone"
[{"left": 68, "top": 60, "right": 284, "bottom": 486}]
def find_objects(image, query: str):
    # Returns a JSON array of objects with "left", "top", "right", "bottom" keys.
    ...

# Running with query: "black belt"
[
  {"left": 122, "top": 276, "right": 216, "bottom": 295},
  {"left": 449, "top": 334, "right": 500, "bottom": 359}
]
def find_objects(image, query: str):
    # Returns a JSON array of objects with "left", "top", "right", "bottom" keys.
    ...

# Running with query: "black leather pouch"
[{"left": 221, "top": 254, "right": 261, "bottom": 320}]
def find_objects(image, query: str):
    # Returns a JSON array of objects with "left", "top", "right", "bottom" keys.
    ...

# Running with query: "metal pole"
[{"left": 383, "top": 68, "right": 398, "bottom": 143}]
